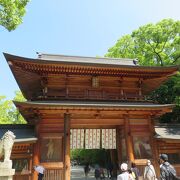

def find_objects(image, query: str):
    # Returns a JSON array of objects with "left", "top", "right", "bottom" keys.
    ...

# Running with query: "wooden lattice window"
[{"left": 92, "top": 76, "right": 99, "bottom": 88}]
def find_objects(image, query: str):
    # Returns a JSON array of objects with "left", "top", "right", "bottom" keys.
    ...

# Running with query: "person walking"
[
  {"left": 117, "top": 163, "right": 134, "bottom": 180},
  {"left": 95, "top": 164, "right": 101, "bottom": 180},
  {"left": 143, "top": 160, "right": 156, "bottom": 180},
  {"left": 99, "top": 167, "right": 105, "bottom": 180},
  {"left": 84, "top": 163, "right": 90, "bottom": 178},
  {"left": 106, "top": 162, "right": 113, "bottom": 179},
  {"left": 128, "top": 169, "right": 136, "bottom": 180},
  {"left": 159, "top": 154, "right": 179, "bottom": 180},
  {"left": 34, "top": 165, "right": 45, "bottom": 180},
  {"left": 131, "top": 162, "right": 140, "bottom": 180}
]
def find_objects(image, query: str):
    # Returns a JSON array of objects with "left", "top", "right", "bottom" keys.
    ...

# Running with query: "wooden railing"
[
  {"left": 38, "top": 87, "right": 145, "bottom": 101},
  {"left": 44, "top": 169, "right": 63, "bottom": 180}
]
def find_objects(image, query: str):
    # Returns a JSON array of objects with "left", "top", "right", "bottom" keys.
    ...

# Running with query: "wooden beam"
[
  {"left": 71, "top": 119, "right": 124, "bottom": 125},
  {"left": 148, "top": 116, "right": 160, "bottom": 176},
  {"left": 32, "top": 143, "right": 39, "bottom": 179},
  {"left": 124, "top": 115, "right": 134, "bottom": 162},
  {"left": 116, "top": 126, "right": 122, "bottom": 163},
  {"left": 63, "top": 113, "right": 71, "bottom": 180},
  {"left": 71, "top": 125, "right": 117, "bottom": 129},
  {"left": 33, "top": 124, "right": 40, "bottom": 180}
]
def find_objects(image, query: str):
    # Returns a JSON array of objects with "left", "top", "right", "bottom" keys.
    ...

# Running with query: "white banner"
[
  {"left": 102, "top": 129, "right": 116, "bottom": 149},
  {"left": 85, "top": 129, "right": 100, "bottom": 149},
  {"left": 70, "top": 129, "right": 84, "bottom": 149},
  {"left": 70, "top": 129, "right": 116, "bottom": 149}
]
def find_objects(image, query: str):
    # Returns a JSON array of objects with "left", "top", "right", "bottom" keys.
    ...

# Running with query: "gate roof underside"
[{"left": 14, "top": 101, "right": 174, "bottom": 125}]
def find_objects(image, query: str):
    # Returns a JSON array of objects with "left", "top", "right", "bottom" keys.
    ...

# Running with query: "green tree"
[
  {"left": 11, "top": 90, "right": 26, "bottom": 124},
  {"left": 0, "top": 96, "right": 13, "bottom": 123},
  {"left": 106, "top": 35, "right": 135, "bottom": 59},
  {"left": 13, "top": 90, "right": 26, "bottom": 102},
  {"left": 71, "top": 149, "right": 108, "bottom": 167},
  {"left": 150, "top": 73, "right": 180, "bottom": 123},
  {"left": 105, "top": 19, "right": 180, "bottom": 123},
  {"left": 0, "top": 0, "right": 29, "bottom": 31},
  {"left": 0, "top": 91, "right": 26, "bottom": 124},
  {"left": 106, "top": 19, "right": 180, "bottom": 66}
]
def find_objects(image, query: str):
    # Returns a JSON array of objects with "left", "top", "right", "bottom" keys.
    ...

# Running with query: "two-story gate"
[{"left": 3, "top": 53, "right": 178, "bottom": 180}]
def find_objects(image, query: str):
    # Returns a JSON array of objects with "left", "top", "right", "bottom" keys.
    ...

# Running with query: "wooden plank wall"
[
  {"left": 41, "top": 75, "right": 143, "bottom": 101},
  {"left": 38, "top": 111, "right": 65, "bottom": 133}
]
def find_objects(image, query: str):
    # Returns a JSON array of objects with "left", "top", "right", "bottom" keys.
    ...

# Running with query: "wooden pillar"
[
  {"left": 124, "top": 115, "right": 134, "bottom": 163},
  {"left": 116, "top": 126, "right": 121, "bottom": 163},
  {"left": 29, "top": 153, "right": 33, "bottom": 180},
  {"left": 148, "top": 116, "right": 160, "bottom": 176},
  {"left": 32, "top": 141, "right": 39, "bottom": 180},
  {"left": 33, "top": 124, "right": 40, "bottom": 180},
  {"left": 63, "top": 113, "right": 71, "bottom": 180}
]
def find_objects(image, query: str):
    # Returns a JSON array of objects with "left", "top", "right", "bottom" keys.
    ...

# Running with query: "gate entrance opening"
[{"left": 70, "top": 128, "right": 120, "bottom": 180}]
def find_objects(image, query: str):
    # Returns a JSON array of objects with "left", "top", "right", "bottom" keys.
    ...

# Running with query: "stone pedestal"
[{"left": 0, "top": 161, "right": 15, "bottom": 180}]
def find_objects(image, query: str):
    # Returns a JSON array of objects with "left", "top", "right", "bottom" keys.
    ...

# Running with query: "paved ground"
[
  {"left": 71, "top": 166, "right": 143, "bottom": 180},
  {"left": 71, "top": 165, "right": 95, "bottom": 180}
]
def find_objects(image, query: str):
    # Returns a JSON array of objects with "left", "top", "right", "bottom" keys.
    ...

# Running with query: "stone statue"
[
  {"left": 0, "top": 131, "right": 16, "bottom": 162},
  {"left": 0, "top": 131, "right": 16, "bottom": 180}
]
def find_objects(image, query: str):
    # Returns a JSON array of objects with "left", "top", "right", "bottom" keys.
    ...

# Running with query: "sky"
[{"left": 0, "top": 0, "right": 180, "bottom": 99}]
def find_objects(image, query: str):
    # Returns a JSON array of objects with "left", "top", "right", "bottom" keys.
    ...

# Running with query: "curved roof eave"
[
  {"left": 13, "top": 100, "right": 175, "bottom": 110},
  {"left": 14, "top": 137, "right": 37, "bottom": 143},
  {"left": 3, "top": 52, "right": 179, "bottom": 72},
  {"left": 14, "top": 101, "right": 174, "bottom": 124}
]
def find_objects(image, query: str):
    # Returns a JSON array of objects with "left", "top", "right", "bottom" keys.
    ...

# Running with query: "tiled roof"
[
  {"left": 155, "top": 124, "right": 180, "bottom": 140},
  {"left": 38, "top": 53, "right": 136, "bottom": 66},
  {"left": 0, "top": 125, "right": 37, "bottom": 143}
]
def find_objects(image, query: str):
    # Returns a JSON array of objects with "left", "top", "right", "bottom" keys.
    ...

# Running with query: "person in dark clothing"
[
  {"left": 95, "top": 166, "right": 100, "bottom": 180},
  {"left": 84, "top": 163, "right": 90, "bottom": 178},
  {"left": 159, "top": 154, "right": 179, "bottom": 180},
  {"left": 110, "top": 163, "right": 114, "bottom": 178},
  {"left": 106, "top": 162, "right": 113, "bottom": 179}
]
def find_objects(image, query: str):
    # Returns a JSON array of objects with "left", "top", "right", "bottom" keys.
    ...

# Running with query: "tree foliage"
[
  {"left": 0, "top": 96, "right": 13, "bottom": 124},
  {"left": 0, "top": 0, "right": 29, "bottom": 31},
  {"left": 0, "top": 91, "right": 26, "bottom": 124},
  {"left": 71, "top": 149, "right": 109, "bottom": 167},
  {"left": 150, "top": 73, "right": 180, "bottom": 123},
  {"left": 105, "top": 19, "right": 180, "bottom": 123},
  {"left": 106, "top": 19, "right": 180, "bottom": 66}
]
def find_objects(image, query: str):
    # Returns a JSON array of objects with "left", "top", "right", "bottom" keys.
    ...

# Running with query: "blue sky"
[{"left": 0, "top": 0, "right": 180, "bottom": 99}]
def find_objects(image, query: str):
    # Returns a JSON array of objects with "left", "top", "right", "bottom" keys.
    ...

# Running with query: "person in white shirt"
[
  {"left": 34, "top": 165, "right": 45, "bottom": 180},
  {"left": 117, "top": 163, "right": 134, "bottom": 180},
  {"left": 144, "top": 160, "right": 156, "bottom": 180}
]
